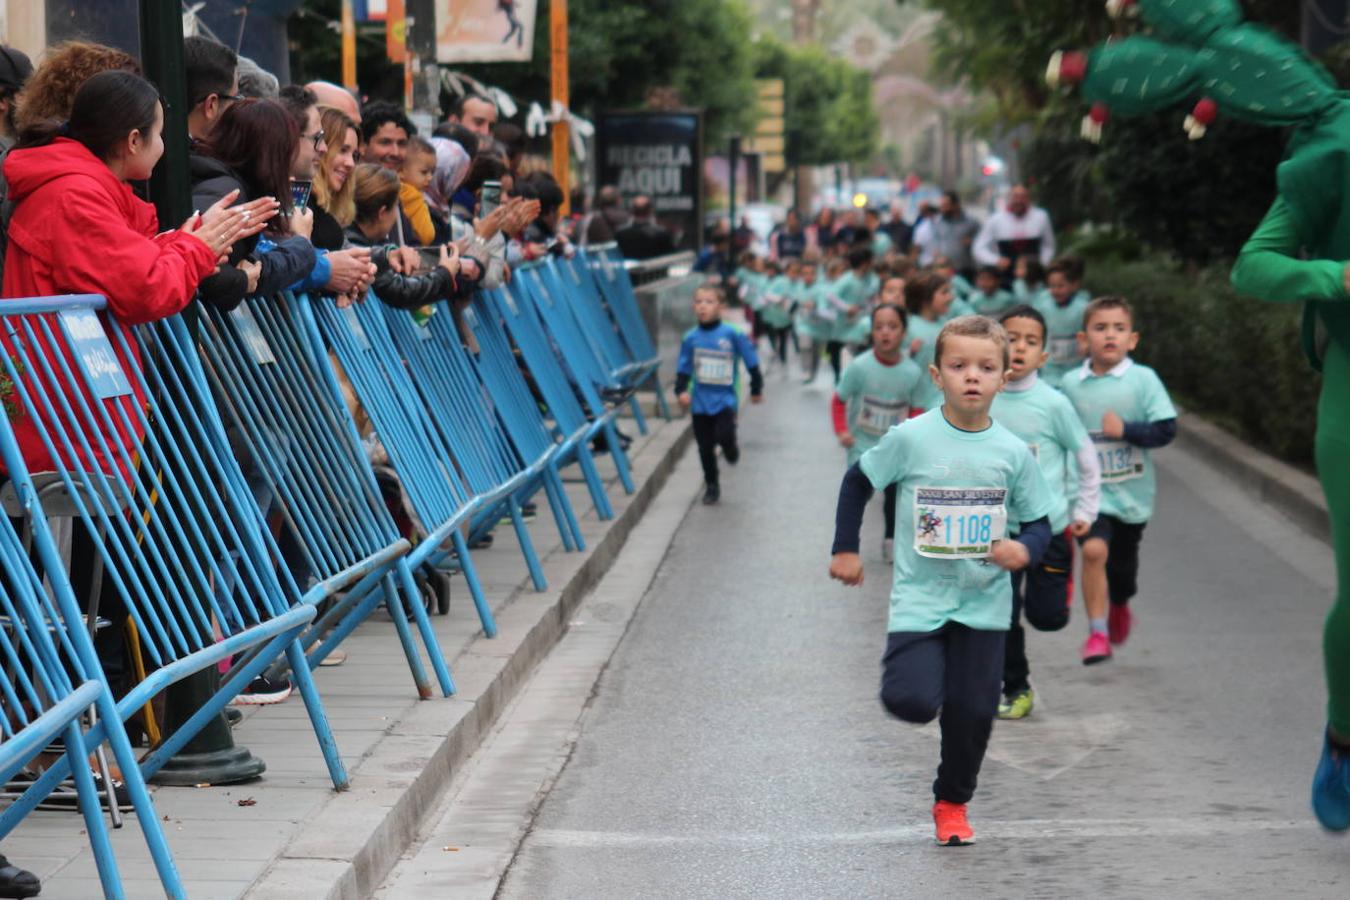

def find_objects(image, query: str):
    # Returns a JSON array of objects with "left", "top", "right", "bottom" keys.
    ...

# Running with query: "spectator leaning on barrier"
[
  {"left": 278, "top": 85, "right": 374, "bottom": 302},
  {"left": 191, "top": 98, "right": 315, "bottom": 309},
  {"left": 313, "top": 106, "right": 360, "bottom": 251},
  {"left": 425, "top": 135, "right": 470, "bottom": 244},
  {"left": 360, "top": 101, "right": 415, "bottom": 243},
  {"left": 183, "top": 34, "right": 239, "bottom": 146},
  {"left": 345, "top": 163, "right": 465, "bottom": 309}
]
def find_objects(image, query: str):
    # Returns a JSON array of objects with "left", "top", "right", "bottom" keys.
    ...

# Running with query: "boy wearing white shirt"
[{"left": 1060, "top": 297, "right": 1178, "bottom": 664}]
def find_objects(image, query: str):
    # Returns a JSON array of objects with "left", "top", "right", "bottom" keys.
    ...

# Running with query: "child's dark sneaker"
[
  {"left": 702, "top": 484, "right": 720, "bottom": 505},
  {"left": 932, "top": 800, "right": 975, "bottom": 845},
  {"left": 231, "top": 674, "right": 293, "bottom": 706}
]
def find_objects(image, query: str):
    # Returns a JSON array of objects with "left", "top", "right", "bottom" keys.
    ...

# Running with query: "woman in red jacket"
[{"left": 2, "top": 69, "right": 275, "bottom": 474}]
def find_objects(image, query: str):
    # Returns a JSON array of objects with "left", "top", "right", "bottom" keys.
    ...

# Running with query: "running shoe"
[
  {"left": 997, "top": 689, "right": 1034, "bottom": 720},
  {"left": 1312, "top": 728, "right": 1350, "bottom": 831},
  {"left": 932, "top": 800, "right": 975, "bottom": 845},
  {"left": 882, "top": 538, "right": 894, "bottom": 563},
  {"left": 1108, "top": 604, "right": 1133, "bottom": 645},
  {"left": 1081, "top": 631, "right": 1112, "bottom": 665},
  {"left": 0, "top": 854, "right": 40, "bottom": 898},
  {"left": 231, "top": 674, "right": 293, "bottom": 706},
  {"left": 702, "top": 484, "right": 720, "bottom": 505}
]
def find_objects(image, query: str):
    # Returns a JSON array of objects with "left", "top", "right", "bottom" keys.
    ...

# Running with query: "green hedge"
[{"left": 1082, "top": 256, "right": 1320, "bottom": 467}]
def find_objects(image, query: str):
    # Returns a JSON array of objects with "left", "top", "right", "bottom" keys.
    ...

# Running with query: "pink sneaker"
[
  {"left": 1081, "top": 631, "right": 1112, "bottom": 665},
  {"left": 1108, "top": 604, "right": 1133, "bottom": 645}
]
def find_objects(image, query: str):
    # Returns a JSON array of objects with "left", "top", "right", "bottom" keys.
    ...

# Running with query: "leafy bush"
[{"left": 1083, "top": 254, "right": 1320, "bottom": 466}]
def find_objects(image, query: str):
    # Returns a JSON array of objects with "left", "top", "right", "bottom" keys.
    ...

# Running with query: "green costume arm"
[{"left": 1231, "top": 197, "right": 1348, "bottom": 302}]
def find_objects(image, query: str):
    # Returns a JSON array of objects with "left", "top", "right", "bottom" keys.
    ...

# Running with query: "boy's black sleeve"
[
  {"left": 1122, "top": 418, "right": 1177, "bottom": 449},
  {"left": 1014, "top": 516, "right": 1052, "bottom": 568},
  {"left": 748, "top": 365, "right": 764, "bottom": 396},
  {"left": 831, "top": 463, "right": 875, "bottom": 555},
  {"left": 674, "top": 372, "right": 691, "bottom": 395}
]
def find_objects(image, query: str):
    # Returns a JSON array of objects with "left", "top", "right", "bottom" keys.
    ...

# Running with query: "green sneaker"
[{"left": 997, "top": 689, "right": 1034, "bottom": 720}]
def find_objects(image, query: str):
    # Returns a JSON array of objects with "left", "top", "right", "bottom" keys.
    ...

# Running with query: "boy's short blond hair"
[
  {"left": 1082, "top": 295, "right": 1134, "bottom": 329},
  {"left": 934, "top": 315, "right": 1010, "bottom": 370},
  {"left": 695, "top": 281, "right": 726, "bottom": 304}
]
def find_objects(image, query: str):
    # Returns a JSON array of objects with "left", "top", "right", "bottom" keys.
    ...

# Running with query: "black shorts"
[
  {"left": 1014, "top": 530, "right": 1074, "bottom": 631},
  {"left": 1080, "top": 513, "right": 1147, "bottom": 547}
]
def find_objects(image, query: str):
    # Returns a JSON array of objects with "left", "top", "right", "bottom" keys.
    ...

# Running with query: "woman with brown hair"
[
  {"left": 311, "top": 105, "right": 358, "bottom": 252},
  {"left": 345, "top": 163, "right": 462, "bottom": 309},
  {"left": 13, "top": 41, "right": 139, "bottom": 133},
  {"left": 190, "top": 97, "right": 315, "bottom": 309}
]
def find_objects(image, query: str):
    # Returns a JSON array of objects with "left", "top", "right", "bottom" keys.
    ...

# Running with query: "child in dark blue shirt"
[{"left": 675, "top": 283, "right": 764, "bottom": 505}]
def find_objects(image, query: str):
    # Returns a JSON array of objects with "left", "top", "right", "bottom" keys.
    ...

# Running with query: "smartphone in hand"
[
  {"left": 290, "top": 179, "right": 313, "bottom": 211},
  {"left": 480, "top": 180, "right": 501, "bottom": 217}
]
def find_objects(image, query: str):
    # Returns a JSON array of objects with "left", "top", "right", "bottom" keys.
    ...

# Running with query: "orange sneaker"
[{"left": 932, "top": 800, "right": 975, "bottom": 846}]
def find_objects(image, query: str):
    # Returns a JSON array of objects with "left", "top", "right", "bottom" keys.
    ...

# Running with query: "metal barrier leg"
[
  {"left": 380, "top": 572, "right": 434, "bottom": 700},
  {"left": 627, "top": 395, "right": 650, "bottom": 436},
  {"left": 508, "top": 496, "right": 548, "bottom": 592},
  {"left": 63, "top": 720, "right": 127, "bottom": 900},
  {"left": 95, "top": 688, "right": 185, "bottom": 898},
  {"left": 284, "top": 641, "right": 350, "bottom": 790},
  {"left": 574, "top": 443, "right": 615, "bottom": 520},
  {"left": 395, "top": 559, "right": 456, "bottom": 697},
  {"left": 647, "top": 370, "right": 673, "bottom": 421},
  {"left": 603, "top": 421, "right": 637, "bottom": 494},
  {"left": 543, "top": 466, "right": 583, "bottom": 552},
  {"left": 450, "top": 531, "right": 498, "bottom": 638}
]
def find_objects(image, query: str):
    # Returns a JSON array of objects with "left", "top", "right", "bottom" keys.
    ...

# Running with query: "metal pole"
[
  {"left": 551, "top": 0, "right": 571, "bottom": 215},
  {"left": 342, "top": 0, "right": 358, "bottom": 90},
  {"left": 139, "top": 0, "right": 266, "bottom": 787}
]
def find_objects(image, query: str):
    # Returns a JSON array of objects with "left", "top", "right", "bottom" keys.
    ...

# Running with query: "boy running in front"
[
  {"left": 830, "top": 315, "right": 1055, "bottom": 846},
  {"left": 1060, "top": 297, "right": 1177, "bottom": 663},
  {"left": 991, "top": 305, "right": 1102, "bottom": 718},
  {"left": 676, "top": 283, "right": 764, "bottom": 506}
]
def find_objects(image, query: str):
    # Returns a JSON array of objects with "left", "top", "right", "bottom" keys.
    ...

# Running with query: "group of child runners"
[{"left": 675, "top": 238, "right": 1180, "bottom": 846}]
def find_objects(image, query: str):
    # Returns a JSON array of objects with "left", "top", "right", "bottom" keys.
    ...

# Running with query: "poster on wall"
[
  {"left": 435, "top": 0, "right": 538, "bottom": 63},
  {"left": 594, "top": 110, "right": 704, "bottom": 252}
]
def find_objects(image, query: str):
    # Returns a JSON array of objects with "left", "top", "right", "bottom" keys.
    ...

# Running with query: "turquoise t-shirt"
[
  {"left": 1058, "top": 358, "right": 1177, "bottom": 524},
  {"left": 991, "top": 374, "right": 1093, "bottom": 533},
  {"left": 859, "top": 409, "right": 1056, "bottom": 633},
  {"left": 832, "top": 271, "right": 871, "bottom": 342},
  {"left": 1013, "top": 278, "right": 1043, "bottom": 303},
  {"left": 970, "top": 288, "right": 1016, "bottom": 317},
  {"left": 950, "top": 274, "right": 974, "bottom": 301},
  {"left": 872, "top": 231, "right": 893, "bottom": 258},
  {"left": 759, "top": 274, "right": 794, "bottom": 328},
  {"left": 945, "top": 297, "right": 976, "bottom": 320},
  {"left": 906, "top": 314, "right": 944, "bottom": 411},
  {"left": 1033, "top": 288, "right": 1091, "bottom": 383},
  {"left": 836, "top": 350, "right": 925, "bottom": 465}
]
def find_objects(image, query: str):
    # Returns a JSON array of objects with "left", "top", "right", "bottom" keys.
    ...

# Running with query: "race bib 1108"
[{"left": 914, "top": 486, "right": 1008, "bottom": 559}]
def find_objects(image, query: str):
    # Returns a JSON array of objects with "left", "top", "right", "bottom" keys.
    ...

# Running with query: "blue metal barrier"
[
  {"left": 197, "top": 294, "right": 454, "bottom": 698},
  {"left": 462, "top": 294, "right": 601, "bottom": 537},
  {"left": 0, "top": 488, "right": 184, "bottom": 897},
  {"left": 305, "top": 292, "right": 499, "bottom": 637},
  {"left": 378, "top": 300, "right": 555, "bottom": 591},
  {"left": 0, "top": 295, "right": 348, "bottom": 798},
  {"left": 487, "top": 277, "right": 636, "bottom": 497},
  {"left": 585, "top": 245, "right": 673, "bottom": 422}
]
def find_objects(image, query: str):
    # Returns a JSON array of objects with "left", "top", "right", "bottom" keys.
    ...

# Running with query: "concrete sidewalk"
[{"left": 4, "top": 416, "right": 690, "bottom": 900}]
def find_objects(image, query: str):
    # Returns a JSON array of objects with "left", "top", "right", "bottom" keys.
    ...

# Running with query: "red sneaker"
[
  {"left": 932, "top": 800, "right": 975, "bottom": 846},
  {"left": 1108, "top": 604, "right": 1133, "bottom": 645}
]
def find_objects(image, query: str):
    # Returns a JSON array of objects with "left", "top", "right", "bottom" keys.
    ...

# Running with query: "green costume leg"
[{"left": 1317, "top": 339, "right": 1350, "bottom": 737}]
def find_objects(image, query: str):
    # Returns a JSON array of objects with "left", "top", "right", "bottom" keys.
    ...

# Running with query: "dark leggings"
[
  {"left": 883, "top": 483, "right": 897, "bottom": 540},
  {"left": 769, "top": 326, "right": 790, "bottom": 365},
  {"left": 692, "top": 409, "right": 739, "bottom": 487},
  {"left": 827, "top": 341, "right": 846, "bottom": 383}
]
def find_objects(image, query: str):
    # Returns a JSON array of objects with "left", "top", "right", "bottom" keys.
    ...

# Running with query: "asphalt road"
[{"left": 494, "top": 365, "right": 1346, "bottom": 899}]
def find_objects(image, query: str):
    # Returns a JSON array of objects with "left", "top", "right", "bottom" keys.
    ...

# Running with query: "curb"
[
  {"left": 1174, "top": 412, "right": 1329, "bottom": 543},
  {"left": 245, "top": 421, "right": 693, "bottom": 899}
]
